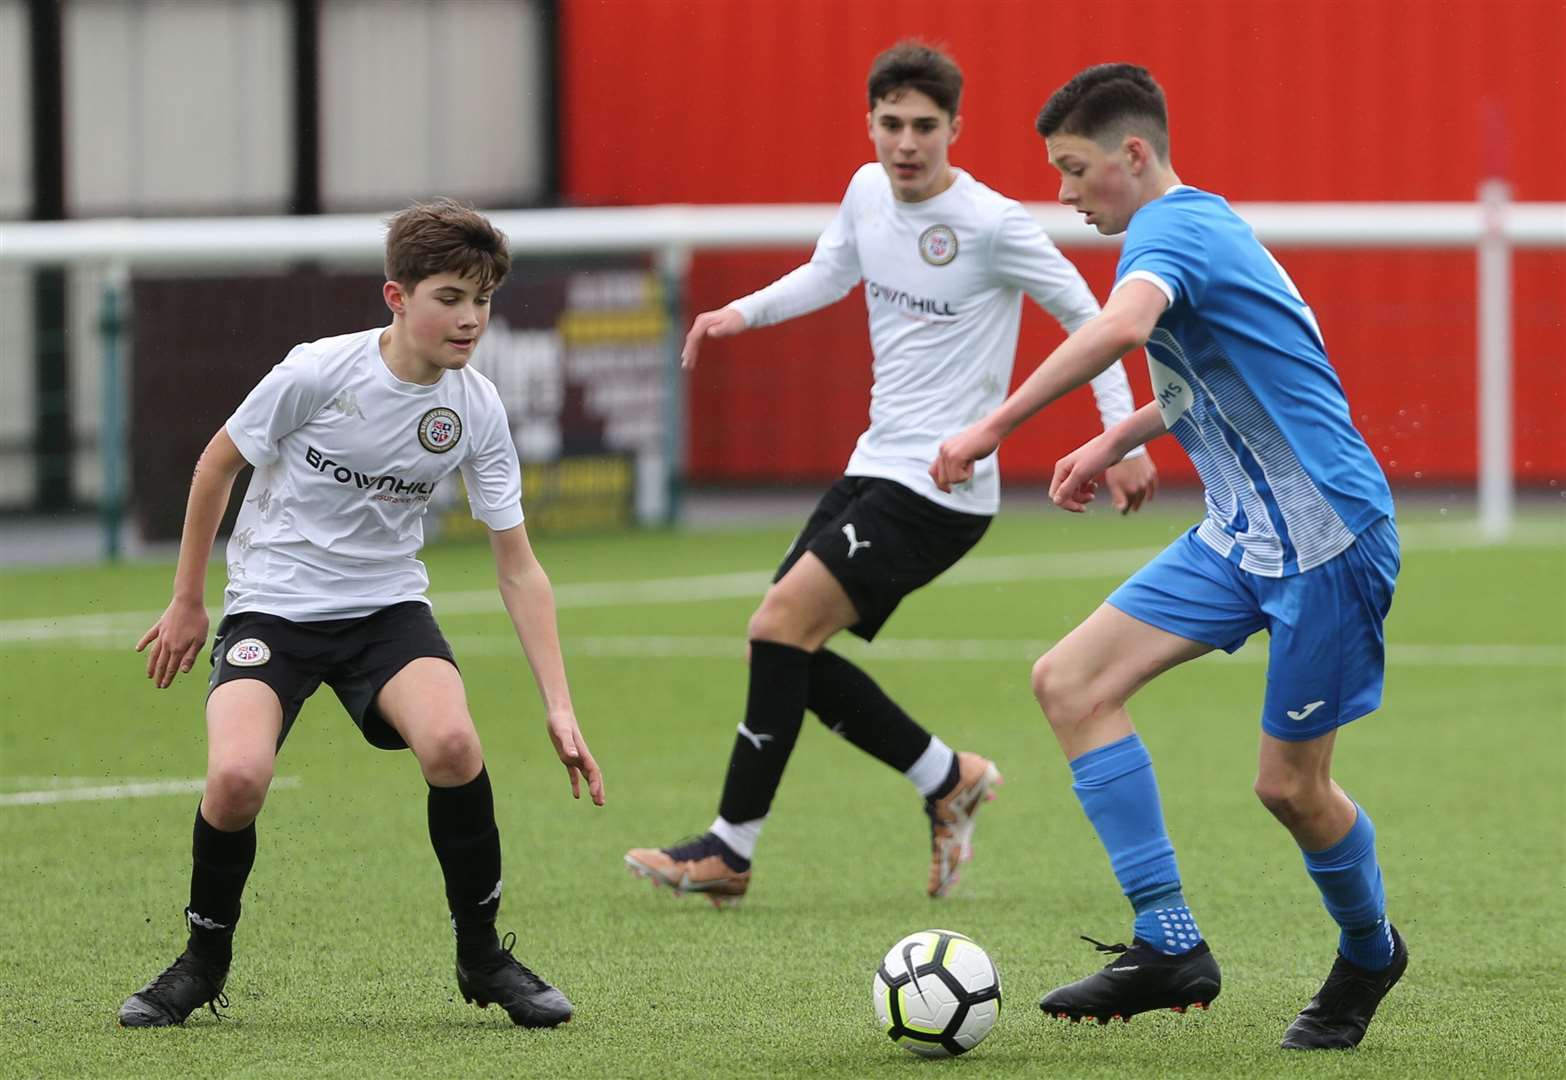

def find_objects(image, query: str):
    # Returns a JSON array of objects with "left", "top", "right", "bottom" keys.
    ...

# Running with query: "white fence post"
[
  {"left": 98, "top": 260, "right": 130, "bottom": 560},
  {"left": 1477, "top": 179, "right": 1513, "bottom": 541}
]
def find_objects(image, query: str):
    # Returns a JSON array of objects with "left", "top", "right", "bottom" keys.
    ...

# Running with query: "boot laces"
[
  {"left": 485, "top": 931, "right": 548, "bottom": 992},
  {"left": 146, "top": 952, "right": 229, "bottom": 1019},
  {"left": 1081, "top": 935, "right": 1131, "bottom": 955},
  {"left": 1317, "top": 954, "right": 1386, "bottom": 1008}
]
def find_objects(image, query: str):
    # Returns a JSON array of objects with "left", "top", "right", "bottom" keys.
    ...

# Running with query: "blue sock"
[
  {"left": 1301, "top": 805, "right": 1392, "bottom": 971},
  {"left": 1071, "top": 734, "right": 1201, "bottom": 956}
]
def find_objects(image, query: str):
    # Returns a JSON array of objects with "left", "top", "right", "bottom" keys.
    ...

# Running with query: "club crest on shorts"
[
  {"left": 225, "top": 638, "right": 271, "bottom": 667},
  {"left": 417, "top": 407, "right": 462, "bottom": 453},
  {"left": 919, "top": 224, "right": 958, "bottom": 266}
]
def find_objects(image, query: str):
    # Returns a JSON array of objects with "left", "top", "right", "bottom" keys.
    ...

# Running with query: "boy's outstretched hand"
[
  {"left": 680, "top": 307, "right": 747, "bottom": 371},
  {"left": 546, "top": 710, "right": 605, "bottom": 806},
  {"left": 136, "top": 598, "right": 210, "bottom": 689}
]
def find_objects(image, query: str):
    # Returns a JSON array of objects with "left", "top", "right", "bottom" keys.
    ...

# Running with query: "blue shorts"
[{"left": 1107, "top": 517, "right": 1399, "bottom": 741}]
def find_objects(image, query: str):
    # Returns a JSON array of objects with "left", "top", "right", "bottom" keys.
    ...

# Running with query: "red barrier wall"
[{"left": 562, "top": 0, "right": 1566, "bottom": 487}]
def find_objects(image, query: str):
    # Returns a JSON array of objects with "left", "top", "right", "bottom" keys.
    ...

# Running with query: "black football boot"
[
  {"left": 456, "top": 931, "right": 573, "bottom": 1028},
  {"left": 1039, "top": 936, "right": 1221, "bottom": 1024},
  {"left": 1281, "top": 925, "right": 1407, "bottom": 1049},
  {"left": 119, "top": 949, "right": 230, "bottom": 1027}
]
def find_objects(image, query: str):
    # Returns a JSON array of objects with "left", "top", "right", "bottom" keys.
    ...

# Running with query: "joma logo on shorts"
[{"left": 304, "top": 446, "right": 433, "bottom": 496}]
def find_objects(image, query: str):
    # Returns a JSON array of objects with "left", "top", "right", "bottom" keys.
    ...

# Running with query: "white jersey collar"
[
  {"left": 373, "top": 327, "right": 446, "bottom": 395},
  {"left": 891, "top": 167, "right": 969, "bottom": 212}
]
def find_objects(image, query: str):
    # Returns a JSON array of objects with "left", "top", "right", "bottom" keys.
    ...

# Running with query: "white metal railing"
[
  {"left": 1, "top": 194, "right": 1562, "bottom": 552},
  {"left": 1, "top": 200, "right": 1564, "bottom": 264}
]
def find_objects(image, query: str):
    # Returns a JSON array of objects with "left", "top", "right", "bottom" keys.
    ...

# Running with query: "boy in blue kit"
[{"left": 932, "top": 64, "right": 1405, "bottom": 1050}]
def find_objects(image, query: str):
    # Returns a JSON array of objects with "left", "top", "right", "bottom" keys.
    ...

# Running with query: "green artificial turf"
[{"left": 2, "top": 502, "right": 1562, "bottom": 1078}]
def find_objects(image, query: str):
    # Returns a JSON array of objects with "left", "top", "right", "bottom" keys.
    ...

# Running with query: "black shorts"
[
  {"left": 774, "top": 476, "right": 991, "bottom": 641},
  {"left": 207, "top": 601, "right": 457, "bottom": 751}
]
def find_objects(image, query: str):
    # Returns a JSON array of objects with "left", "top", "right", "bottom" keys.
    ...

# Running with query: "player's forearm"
[
  {"left": 1102, "top": 402, "right": 1169, "bottom": 459},
  {"left": 496, "top": 567, "right": 576, "bottom": 717},
  {"left": 730, "top": 262, "right": 856, "bottom": 328},
  {"left": 169, "top": 452, "right": 241, "bottom": 605},
  {"left": 991, "top": 312, "right": 1145, "bottom": 438}
]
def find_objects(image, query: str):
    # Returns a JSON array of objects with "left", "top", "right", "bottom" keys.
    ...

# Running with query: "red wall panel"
[{"left": 563, "top": 0, "right": 1566, "bottom": 487}]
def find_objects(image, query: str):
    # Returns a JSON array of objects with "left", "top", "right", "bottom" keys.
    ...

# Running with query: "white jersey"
[
  {"left": 730, "top": 164, "right": 1139, "bottom": 515},
  {"left": 223, "top": 327, "right": 524, "bottom": 621}
]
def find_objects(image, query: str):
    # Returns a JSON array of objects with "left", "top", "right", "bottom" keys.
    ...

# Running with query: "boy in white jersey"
[
  {"left": 933, "top": 64, "right": 1403, "bottom": 1049},
  {"left": 119, "top": 199, "right": 604, "bottom": 1030},
  {"left": 624, "top": 42, "right": 1156, "bottom": 906}
]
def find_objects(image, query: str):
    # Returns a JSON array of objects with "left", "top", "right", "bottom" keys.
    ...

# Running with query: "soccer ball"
[{"left": 872, "top": 929, "right": 1002, "bottom": 1056}]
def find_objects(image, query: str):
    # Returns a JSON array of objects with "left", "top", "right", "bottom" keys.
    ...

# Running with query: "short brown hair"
[
  {"left": 384, "top": 197, "right": 511, "bottom": 292},
  {"left": 867, "top": 40, "right": 963, "bottom": 118},
  {"left": 1036, "top": 63, "right": 1169, "bottom": 160}
]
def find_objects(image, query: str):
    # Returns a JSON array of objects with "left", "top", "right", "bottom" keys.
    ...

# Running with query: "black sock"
[
  {"left": 807, "top": 649, "right": 934, "bottom": 773},
  {"left": 428, "top": 765, "right": 502, "bottom": 961},
  {"left": 716, "top": 641, "right": 812, "bottom": 824},
  {"left": 188, "top": 804, "right": 255, "bottom": 965}
]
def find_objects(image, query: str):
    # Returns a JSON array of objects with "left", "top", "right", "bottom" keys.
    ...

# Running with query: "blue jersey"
[{"left": 1115, "top": 187, "right": 1393, "bottom": 577}]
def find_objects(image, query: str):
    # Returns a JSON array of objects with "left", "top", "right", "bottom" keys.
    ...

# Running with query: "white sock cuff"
[
  {"left": 710, "top": 816, "right": 764, "bottom": 860},
  {"left": 906, "top": 736, "right": 956, "bottom": 798}
]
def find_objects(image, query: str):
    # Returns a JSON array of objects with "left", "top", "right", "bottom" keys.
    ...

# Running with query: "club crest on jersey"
[
  {"left": 225, "top": 638, "right": 271, "bottom": 667},
  {"left": 417, "top": 407, "right": 462, "bottom": 454},
  {"left": 918, "top": 224, "right": 958, "bottom": 266}
]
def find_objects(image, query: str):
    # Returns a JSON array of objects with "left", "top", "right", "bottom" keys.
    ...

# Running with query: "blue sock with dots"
[
  {"left": 1131, "top": 887, "right": 1203, "bottom": 954},
  {"left": 1301, "top": 805, "right": 1393, "bottom": 971},
  {"left": 1070, "top": 734, "right": 1202, "bottom": 956}
]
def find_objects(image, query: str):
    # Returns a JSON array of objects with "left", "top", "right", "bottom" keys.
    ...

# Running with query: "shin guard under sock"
[
  {"left": 807, "top": 649, "right": 936, "bottom": 777},
  {"left": 188, "top": 804, "right": 255, "bottom": 964},
  {"left": 428, "top": 766, "right": 503, "bottom": 960},
  {"left": 1070, "top": 734, "right": 1200, "bottom": 955},
  {"left": 714, "top": 640, "right": 812, "bottom": 837},
  {"left": 1302, "top": 805, "right": 1392, "bottom": 970}
]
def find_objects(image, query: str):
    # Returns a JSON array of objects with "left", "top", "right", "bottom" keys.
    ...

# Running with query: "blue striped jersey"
[{"left": 1114, "top": 187, "right": 1393, "bottom": 577}]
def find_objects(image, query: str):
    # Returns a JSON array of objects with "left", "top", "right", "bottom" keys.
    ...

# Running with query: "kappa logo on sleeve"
[
  {"left": 324, "top": 388, "right": 366, "bottom": 420},
  {"left": 225, "top": 638, "right": 271, "bottom": 667}
]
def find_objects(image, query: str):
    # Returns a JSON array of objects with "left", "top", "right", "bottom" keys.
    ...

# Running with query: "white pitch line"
[
  {"left": 427, "top": 547, "right": 1168, "bottom": 616},
  {"left": 1, "top": 524, "right": 1561, "bottom": 646},
  {"left": 0, "top": 775, "right": 300, "bottom": 808},
  {"left": 439, "top": 634, "right": 1566, "bottom": 669},
  {"left": 0, "top": 550, "right": 1145, "bottom": 643},
  {"left": 0, "top": 610, "right": 161, "bottom": 644}
]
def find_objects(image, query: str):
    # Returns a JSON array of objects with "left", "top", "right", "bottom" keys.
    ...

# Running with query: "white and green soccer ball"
[{"left": 872, "top": 929, "right": 1002, "bottom": 1057}]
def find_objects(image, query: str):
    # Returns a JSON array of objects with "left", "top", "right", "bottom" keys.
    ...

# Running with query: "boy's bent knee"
[
  {"left": 1032, "top": 651, "right": 1092, "bottom": 730},
  {"left": 747, "top": 595, "right": 818, "bottom": 649},
  {"left": 204, "top": 762, "right": 272, "bottom": 827},
  {"left": 1254, "top": 772, "right": 1330, "bottom": 827},
  {"left": 415, "top": 721, "right": 483, "bottom": 786}
]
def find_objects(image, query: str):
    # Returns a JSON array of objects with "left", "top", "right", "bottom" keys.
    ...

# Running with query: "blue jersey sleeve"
[{"left": 1116, "top": 198, "right": 1211, "bottom": 309}]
